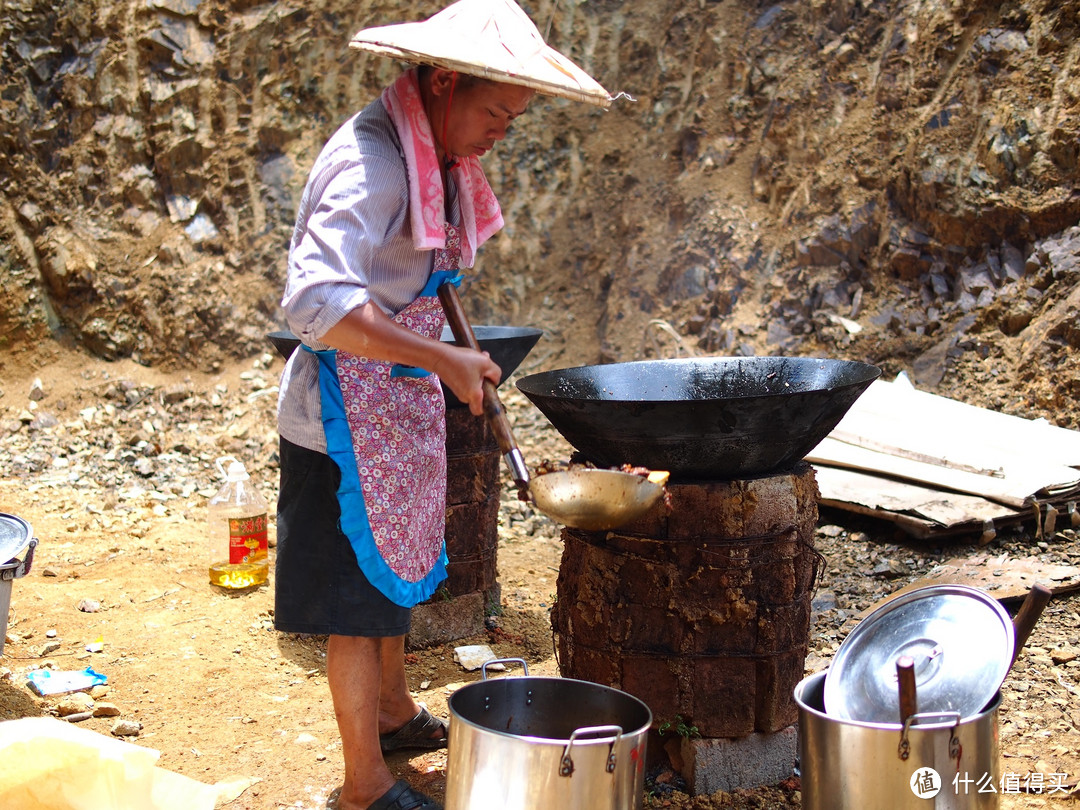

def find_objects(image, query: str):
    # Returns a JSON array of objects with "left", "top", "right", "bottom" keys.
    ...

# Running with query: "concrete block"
[
  {"left": 679, "top": 726, "right": 797, "bottom": 795},
  {"left": 407, "top": 590, "right": 484, "bottom": 649}
]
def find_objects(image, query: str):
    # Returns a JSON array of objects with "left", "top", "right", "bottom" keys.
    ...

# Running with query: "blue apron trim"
[
  {"left": 306, "top": 346, "right": 448, "bottom": 608},
  {"left": 421, "top": 269, "right": 463, "bottom": 297},
  {"left": 388, "top": 271, "right": 462, "bottom": 378},
  {"left": 390, "top": 365, "right": 431, "bottom": 379}
]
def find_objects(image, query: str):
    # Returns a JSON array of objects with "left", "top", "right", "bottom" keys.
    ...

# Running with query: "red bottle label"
[{"left": 228, "top": 514, "right": 268, "bottom": 564}]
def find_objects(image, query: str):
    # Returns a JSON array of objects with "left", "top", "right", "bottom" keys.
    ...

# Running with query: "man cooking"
[{"left": 273, "top": 1, "right": 613, "bottom": 808}]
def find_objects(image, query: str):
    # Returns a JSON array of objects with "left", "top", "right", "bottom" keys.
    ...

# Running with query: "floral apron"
[{"left": 310, "top": 225, "right": 463, "bottom": 608}]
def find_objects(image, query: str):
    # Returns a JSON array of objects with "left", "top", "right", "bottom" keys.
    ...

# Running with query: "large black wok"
[
  {"left": 265, "top": 326, "right": 542, "bottom": 408},
  {"left": 516, "top": 356, "right": 881, "bottom": 479}
]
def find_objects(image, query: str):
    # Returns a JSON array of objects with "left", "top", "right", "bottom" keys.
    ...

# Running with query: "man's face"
[{"left": 443, "top": 77, "right": 534, "bottom": 160}]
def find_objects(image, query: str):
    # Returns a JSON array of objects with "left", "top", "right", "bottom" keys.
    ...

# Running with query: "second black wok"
[
  {"left": 439, "top": 325, "right": 542, "bottom": 408},
  {"left": 266, "top": 326, "right": 542, "bottom": 409},
  {"left": 516, "top": 356, "right": 881, "bottom": 479}
]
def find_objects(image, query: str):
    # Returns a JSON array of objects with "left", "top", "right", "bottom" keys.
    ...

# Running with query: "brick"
[
  {"left": 444, "top": 497, "right": 498, "bottom": 557},
  {"left": 618, "top": 603, "right": 686, "bottom": 653},
  {"left": 679, "top": 727, "right": 797, "bottom": 794},
  {"left": 618, "top": 557, "right": 673, "bottom": 607},
  {"left": 408, "top": 591, "right": 484, "bottom": 649},
  {"left": 684, "top": 603, "right": 758, "bottom": 656},
  {"left": 665, "top": 481, "right": 744, "bottom": 540},
  {"left": 445, "top": 407, "right": 496, "bottom": 452},
  {"left": 691, "top": 657, "right": 757, "bottom": 737},
  {"left": 754, "top": 649, "right": 807, "bottom": 732},
  {"left": 739, "top": 474, "right": 800, "bottom": 537},
  {"left": 559, "top": 640, "right": 620, "bottom": 687},
  {"left": 752, "top": 549, "right": 798, "bottom": 604},
  {"left": 621, "top": 655, "right": 682, "bottom": 725},
  {"left": 553, "top": 597, "right": 614, "bottom": 649},
  {"left": 445, "top": 450, "right": 499, "bottom": 504},
  {"left": 754, "top": 597, "right": 811, "bottom": 655}
]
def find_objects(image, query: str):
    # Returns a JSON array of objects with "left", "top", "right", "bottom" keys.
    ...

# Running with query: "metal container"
[
  {"left": 0, "top": 513, "right": 37, "bottom": 657},
  {"left": 796, "top": 670, "right": 1000, "bottom": 809},
  {"left": 516, "top": 357, "right": 880, "bottom": 478},
  {"left": 446, "top": 659, "right": 651, "bottom": 810}
]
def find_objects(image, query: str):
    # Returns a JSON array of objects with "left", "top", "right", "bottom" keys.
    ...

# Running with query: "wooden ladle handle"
[
  {"left": 1012, "top": 583, "right": 1052, "bottom": 665},
  {"left": 437, "top": 282, "right": 529, "bottom": 491},
  {"left": 897, "top": 655, "right": 917, "bottom": 725}
]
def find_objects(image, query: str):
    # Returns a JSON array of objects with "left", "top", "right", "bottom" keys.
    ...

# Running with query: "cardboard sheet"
[{"left": 808, "top": 374, "right": 1080, "bottom": 538}]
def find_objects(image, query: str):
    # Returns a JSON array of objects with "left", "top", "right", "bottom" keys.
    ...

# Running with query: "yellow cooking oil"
[
  {"left": 209, "top": 561, "right": 266, "bottom": 589},
  {"left": 208, "top": 457, "right": 269, "bottom": 590}
]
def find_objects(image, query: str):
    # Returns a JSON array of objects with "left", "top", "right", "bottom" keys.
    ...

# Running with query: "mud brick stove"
[
  {"left": 410, "top": 326, "right": 542, "bottom": 647},
  {"left": 517, "top": 356, "right": 881, "bottom": 794},
  {"left": 552, "top": 464, "right": 821, "bottom": 792},
  {"left": 410, "top": 408, "right": 502, "bottom": 646}
]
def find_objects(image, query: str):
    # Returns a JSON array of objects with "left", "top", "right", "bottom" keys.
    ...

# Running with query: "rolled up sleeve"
[{"left": 283, "top": 154, "right": 408, "bottom": 348}]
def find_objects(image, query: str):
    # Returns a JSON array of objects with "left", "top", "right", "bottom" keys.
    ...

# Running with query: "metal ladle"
[{"left": 438, "top": 283, "right": 668, "bottom": 531}]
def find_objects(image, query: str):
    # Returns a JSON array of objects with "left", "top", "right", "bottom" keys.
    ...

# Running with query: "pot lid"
[
  {"left": 823, "top": 584, "right": 1014, "bottom": 724},
  {"left": 0, "top": 513, "right": 32, "bottom": 565}
]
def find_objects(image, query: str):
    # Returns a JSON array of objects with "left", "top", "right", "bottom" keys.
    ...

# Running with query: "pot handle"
[
  {"left": 480, "top": 658, "right": 528, "bottom": 680},
  {"left": 560, "top": 725, "right": 624, "bottom": 777},
  {"left": 1, "top": 538, "right": 36, "bottom": 582},
  {"left": 898, "top": 711, "right": 962, "bottom": 762}
]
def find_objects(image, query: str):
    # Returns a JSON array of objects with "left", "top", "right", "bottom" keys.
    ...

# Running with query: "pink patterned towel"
[{"left": 381, "top": 68, "right": 503, "bottom": 268}]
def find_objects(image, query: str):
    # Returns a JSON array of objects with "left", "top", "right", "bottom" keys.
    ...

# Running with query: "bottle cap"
[
  {"left": 226, "top": 461, "right": 249, "bottom": 482},
  {"left": 216, "top": 456, "right": 249, "bottom": 482}
]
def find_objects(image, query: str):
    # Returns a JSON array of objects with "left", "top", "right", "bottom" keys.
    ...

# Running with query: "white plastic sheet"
[{"left": 0, "top": 717, "right": 219, "bottom": 810}]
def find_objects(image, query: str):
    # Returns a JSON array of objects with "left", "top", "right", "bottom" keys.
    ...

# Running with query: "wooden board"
[
  {"left": 807, "top": 376, "right": 1080, "bottom": 536},
  {"left": 810, "top": 437, "right": 1079, "bottom": 508},
  {"left": 837, "top": 557, "right": 1080, "bottom": 637},
  {"left": 808, "top": 377, "right": 1080, "bottom": 507},
  {"left": 812, "top": 465, "right": 1022, "bottom": 539},
  {"left": 829, "top": 377, "right": 1080, "bottom": 469},
  {"left": 850, "top": 556, "right": 1080, "bottom": 617}
]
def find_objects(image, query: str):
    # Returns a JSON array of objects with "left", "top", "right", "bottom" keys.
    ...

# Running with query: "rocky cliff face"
[{"left": 2, "top": 0, "right": 1078, "bottom": 421}]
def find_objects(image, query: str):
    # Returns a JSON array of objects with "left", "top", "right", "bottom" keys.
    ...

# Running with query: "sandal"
[
  {"left": 369, "top": 780, "right": 442, "bottom": 810},
  {"left": 379, "top": 707, "right": 448, "bottom": 753},
  {"left": 326, "top": 781, "right": 441, "bottom": 810}
]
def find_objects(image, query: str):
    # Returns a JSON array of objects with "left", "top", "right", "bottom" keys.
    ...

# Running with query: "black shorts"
[{"left": 274, "top": 436, "right": 411, "bottom": 637}]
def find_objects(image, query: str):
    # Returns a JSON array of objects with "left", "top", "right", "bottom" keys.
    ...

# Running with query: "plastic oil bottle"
[{"left": 207, "top": 456, "right": 269, "bottom": 589}]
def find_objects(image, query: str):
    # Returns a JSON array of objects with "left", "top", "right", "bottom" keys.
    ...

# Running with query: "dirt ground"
[
  {"left": 1, "top": 341, "right": 1080, "bottom": 809},
  {"left": 3, "top": 0, "right": 1080, "bottom": 807}
]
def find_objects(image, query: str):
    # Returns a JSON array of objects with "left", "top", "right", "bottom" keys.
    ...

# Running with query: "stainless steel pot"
[
  {"left": 0, "top": 513, "right": 37, "bottom": 657},
  {"left": 796, "top": 670, "right": 1000, "bottom": 809},
  {"left": 445, "top": 659, "right": 652, "bottom": 810}
]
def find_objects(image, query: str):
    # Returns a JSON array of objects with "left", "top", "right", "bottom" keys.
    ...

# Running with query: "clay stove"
[
  {"left": 409, "top": 408, "right": 503, "bottom": 647},
  {"left": 409, "top": 325, "right": 542, "bottom": 647},
  {"left": 265, "top": 326, "right": 542, "bottom": 650},
  {"left": 551, "top": 463, "right": 822, "bottom": 793}
]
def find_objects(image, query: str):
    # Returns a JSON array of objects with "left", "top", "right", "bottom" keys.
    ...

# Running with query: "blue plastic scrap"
[{"left": 25, "top": 666, "right": 108, "bottom": 696}]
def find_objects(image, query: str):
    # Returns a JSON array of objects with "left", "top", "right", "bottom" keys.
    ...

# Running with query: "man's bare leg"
[
  {"left": 327, "top": 634, "right": 397, "bottom": 810},
  {"left": 376, "top": 635, "right": 430, "bottom": 736}
]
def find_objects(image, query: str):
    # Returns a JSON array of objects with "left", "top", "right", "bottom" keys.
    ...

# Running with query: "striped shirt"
[{"left": 277, "top": 98, "right": 459, "bottom": 453}]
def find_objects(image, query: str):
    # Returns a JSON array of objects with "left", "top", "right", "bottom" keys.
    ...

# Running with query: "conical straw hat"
[{"left": 349, "top": 0, "right": 614, "bottom": 108}]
